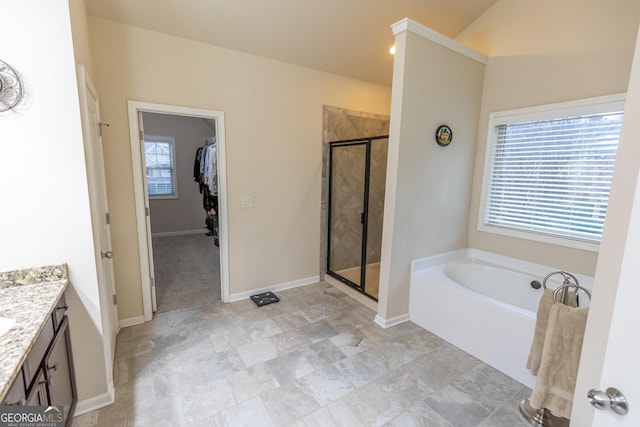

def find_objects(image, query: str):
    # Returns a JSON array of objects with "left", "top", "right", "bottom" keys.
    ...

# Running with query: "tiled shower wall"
[{"left": 320, "top": 105, "right": 390, "bottom": 277}]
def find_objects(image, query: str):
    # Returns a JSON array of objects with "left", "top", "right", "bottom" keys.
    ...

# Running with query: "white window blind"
[
  {"left": 144, "top": 136, "right": 177, "bottom": 198},
  {"left": 480, "top": 96, "right": 624, "bottom": 249}
]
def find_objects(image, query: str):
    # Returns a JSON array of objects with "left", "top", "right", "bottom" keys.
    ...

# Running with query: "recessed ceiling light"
[{"left": 389, "top": 45, "right": 396, "bottom": 55}]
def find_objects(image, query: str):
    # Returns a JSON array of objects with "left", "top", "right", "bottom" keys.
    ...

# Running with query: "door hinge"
[
  {"left": 112, "top": 294, "right": 117, "bottom": 305},
  {"left": 151, "top": 278, "right": 155, "bottom": 288},
  {"left": 98, "top": 122, "right": 110, "bottom": 137},
  {"left": 145, "top": 207, "right": 150, "bottom": 217},
  {"left": 139, "top": 130, "right": 144, "bottom": 142},
  {"left": 105, "top": 212, "right": 110, "bottom": 225}
]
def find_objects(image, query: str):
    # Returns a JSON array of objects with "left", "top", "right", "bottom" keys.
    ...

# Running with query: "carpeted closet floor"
[{"left": 152, "top": 233, "right": 221, "bottom": 313}]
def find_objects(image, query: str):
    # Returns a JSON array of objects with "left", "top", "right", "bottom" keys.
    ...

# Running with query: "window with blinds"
[
  {"left": 144, "top": 135, "right": 178, "bottom": 199},
  {"left": 479, "top": 95, "right": 625, "bottom": 251}
]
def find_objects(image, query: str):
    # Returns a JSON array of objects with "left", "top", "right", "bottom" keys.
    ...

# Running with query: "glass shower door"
[{"left": 327, "top": 142, "right": 367, "bottom": 291}]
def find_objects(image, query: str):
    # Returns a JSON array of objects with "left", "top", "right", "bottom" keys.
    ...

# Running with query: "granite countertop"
[{"left": 0, "top": 265, "right": 68, "bottom": 401}]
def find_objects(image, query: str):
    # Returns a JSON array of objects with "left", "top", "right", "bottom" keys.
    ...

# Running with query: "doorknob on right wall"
[{"left": 588, "top": 387, "right": 629, "bottom": 415}]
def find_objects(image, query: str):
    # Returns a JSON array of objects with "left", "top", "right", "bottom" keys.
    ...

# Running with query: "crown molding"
[{"left": 391, "top": 17, "right": 488, "bottom": 65}]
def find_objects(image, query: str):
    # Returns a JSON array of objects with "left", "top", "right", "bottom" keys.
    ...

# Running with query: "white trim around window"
[
  {"left": 478, "top": 93, "right": 626, "bottom": 252},
  {"left": 144, "top": 135, "right": 178, "bottom": 200}
]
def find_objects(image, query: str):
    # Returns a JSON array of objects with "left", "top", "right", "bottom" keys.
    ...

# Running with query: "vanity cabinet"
[
  {"left": 3, "top": 370, "right": 26, "bottom": 406},
  {"left": 1, "top": 292, "right": 76, "bottom": 426},
  {"left": 45, "top": 315, "right": 75, "bottom": 423}
]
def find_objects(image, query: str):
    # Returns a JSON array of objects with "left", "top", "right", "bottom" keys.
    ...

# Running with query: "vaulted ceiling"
[{"left": 85, "top": 0, "right": 498, "bottom": 86}]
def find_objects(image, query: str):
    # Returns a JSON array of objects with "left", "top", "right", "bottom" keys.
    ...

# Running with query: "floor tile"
[
  {"left": 342, "top": 380, "right": 405, "bottom": 426},
  {"left": 261, "top": 381, "right": 320, "bottom": 426},
  {"left": 219, "top": 396, "right": 275, "bottom": 427},
  {"left": 72, "top": 245, "right": 535, "bottom": 427},
  {"left": 227, "top": 363, "right": 279, "bottom": 403},
  {"left": 235, "top": 337, "right": 278, "bottom": 367},
  {"left": 299, "top": 365, "right": 355, "bottom": 406},
  {"left": 266, "top": 349, "right": 316, "bottom": 384},
  {"left": 333, "top": 351, "right": 388, "bottom": 388},
  {"left": 423, "top": 384, "right": 492, "bottom": 427},
  {"left": 299, "top": 320, "right": 339, "bottom": 343},
  {"left": 386, "top": 400, "right": 452, "bottom": 427}
]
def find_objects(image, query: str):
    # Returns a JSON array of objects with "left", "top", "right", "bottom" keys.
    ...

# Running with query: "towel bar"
[
  {"left": 552, "top": 284, "right": 591, "bottom": 304},
  {"left": 541, "top": 270, "right": 591, "bottom": 305},
  {"left": 521, "top": 269, "right": 590, "bottom": 426},
  {"left": 519, "top": 398, "right": 569, "bottom": 427}
]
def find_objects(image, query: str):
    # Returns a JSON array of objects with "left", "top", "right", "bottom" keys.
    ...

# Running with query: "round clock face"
[{"left": 435, "top": 125, "right": 452, "bottom": 146}]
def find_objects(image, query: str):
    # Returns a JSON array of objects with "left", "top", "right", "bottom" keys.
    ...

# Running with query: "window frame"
[
  {"left": 144, "top": 135, "right": 178, "bottom": 200},
  {"left": 477, "top": 93, "right": 626, "bottom": 252}
]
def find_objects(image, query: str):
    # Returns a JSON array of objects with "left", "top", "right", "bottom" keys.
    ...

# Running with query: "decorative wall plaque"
[
  {"left": 0, "top": 60, "right": 24, "bottom": 112},
  {"left": 435, "top": 125, "right": 453, "bottom": 146}
]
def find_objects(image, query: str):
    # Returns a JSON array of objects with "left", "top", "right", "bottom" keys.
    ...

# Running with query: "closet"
[{"left": 195, "top": 136, "right": 219, "bottom": 245}]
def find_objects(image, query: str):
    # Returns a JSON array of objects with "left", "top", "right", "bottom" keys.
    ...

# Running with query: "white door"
[
  {"left": 571, "top": 28, "right": 640, "bottom": 426},
  {"left": 137, "top": 113, "right": 158, "bottom": 312},
  {"left": 77, "top": 66, "right": 119, "bottom": 376}
]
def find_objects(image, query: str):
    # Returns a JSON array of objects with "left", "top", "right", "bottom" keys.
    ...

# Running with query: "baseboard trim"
[
  {"left": 151, "top": 229, "right": 207, "bottom": 238},
  {"left": 229, "top": 275, "right": 320, "bottom": 302},
  {"left": 73, "top": 387, "right": 115, "bottom": 416},
  {"left": 119, "top": 315, "right": 146, "bottom": 328},
  {"left": 374, "top": 313, "right": 410, "bottom": 329}
]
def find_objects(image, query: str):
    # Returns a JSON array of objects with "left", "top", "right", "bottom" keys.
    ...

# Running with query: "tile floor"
[{"left": 72, "top": 282, "right": 533, "bottom": 427}]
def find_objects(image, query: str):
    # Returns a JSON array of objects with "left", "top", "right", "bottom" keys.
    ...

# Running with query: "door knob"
[
  {"left": 101, "top": 251, "right": 113, "bottom": 259},
  {"left": 588, "top": 387, "right": 629, "bottom": 415}
]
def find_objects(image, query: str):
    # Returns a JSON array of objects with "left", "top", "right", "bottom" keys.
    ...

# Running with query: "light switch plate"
[{"left": 241, "top": 196, "right": 254, "bottom": 208}]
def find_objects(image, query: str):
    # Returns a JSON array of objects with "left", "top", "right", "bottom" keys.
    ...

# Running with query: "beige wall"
[
  {"left": 459, "top": 0, "right": 640, "bottom": 276},
  {"left": 2, "top": 0, "right": 108, "bottom": 404},
  {"left": 68, "top": 0, "right": 94, "bottom": 75},
  {"left": 87, "top": 17, "right": 391, "bottom": 320},
  {"left": 143, "top": 113, "right": 214, "bottom": 234},
  {"left": 378, "top": 26, "right": 486, "bottom": 321}
]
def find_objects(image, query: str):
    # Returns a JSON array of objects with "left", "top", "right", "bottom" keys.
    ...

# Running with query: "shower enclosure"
[{"left": 327, "top": 135, "right": 388, "bottom": 300}]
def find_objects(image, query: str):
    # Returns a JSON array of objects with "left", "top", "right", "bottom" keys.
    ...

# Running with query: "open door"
[
  {"left": 77, "top": 65, "right": 118, "bottom": 390},
  {"left": 572, "top": 27, "right": 640, "bottom": 426},
  {"left": 136, "top": 113, "right": 158, "bottom": 312}
]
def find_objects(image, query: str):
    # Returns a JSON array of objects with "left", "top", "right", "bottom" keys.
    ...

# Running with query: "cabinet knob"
[
  {"left": 40, "top": 377, "right": 53, "bottom": 387},
  {"left": 56, "top": 304, "right": 69, "bottom": 311},
  {"left": 47, "top": 362, "right": 59, "bottom": 372}
]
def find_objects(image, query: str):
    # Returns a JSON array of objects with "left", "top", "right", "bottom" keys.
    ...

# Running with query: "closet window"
[
  {"left": 144, "top": 135, "right": 178, "bottom": 199},
  {"left": 478, "top": 94, "right": 625, "bottom": 251}
]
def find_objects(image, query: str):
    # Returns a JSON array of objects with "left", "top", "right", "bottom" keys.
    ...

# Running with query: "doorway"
[
  {"left": 326, "top": 135, "right": 389, "bottom": 300},
  {"left": 141, "top": 112, "right": 222, "bottom": 312},
  {"left": 127, "top": 101, "right": 230, "bottom": 321}
]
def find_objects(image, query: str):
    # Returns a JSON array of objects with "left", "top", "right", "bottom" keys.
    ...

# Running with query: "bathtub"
[{"left": 409, "top": 249, "right": 592, "bottom": 388}]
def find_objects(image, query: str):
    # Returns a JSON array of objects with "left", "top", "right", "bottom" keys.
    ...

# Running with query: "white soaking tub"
[{"left": 409, "top": 249, "right": 592, "bottom": 388}]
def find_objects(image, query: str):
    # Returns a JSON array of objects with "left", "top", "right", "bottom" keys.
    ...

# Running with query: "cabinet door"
[
  {"left": 45, "top": 315, "right": 76, "bottom": 425},
  {"left": 26, "top": 369, "right": 47, "bottom": 406},
  {"left": 2, "top": 369, "right": 25, "bottom": 406},
  {"left": 52, "top": 293, "right": 69, "bottom": 332}
]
